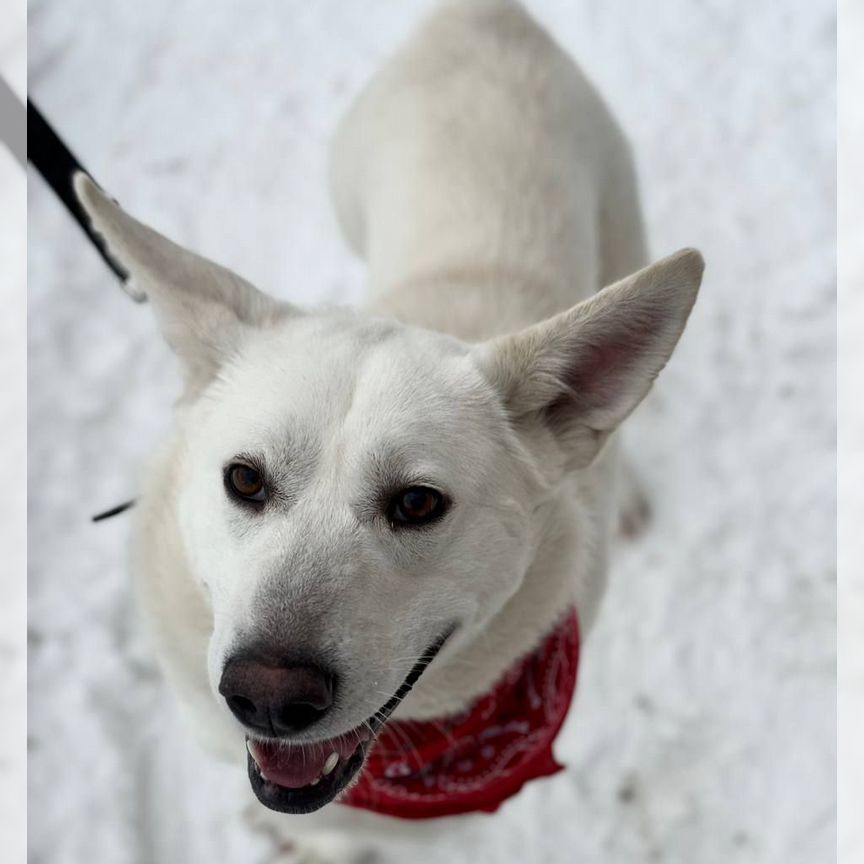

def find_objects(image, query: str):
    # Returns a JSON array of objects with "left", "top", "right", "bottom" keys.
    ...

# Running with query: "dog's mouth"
[
  {"left": 246, "top": 728, "right": 371, "bottom": 814},
  {"left": 245, "top": 629, "right": 452, "bottom": 814}
]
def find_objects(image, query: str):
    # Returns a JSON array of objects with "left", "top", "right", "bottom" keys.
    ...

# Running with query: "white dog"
[{"left": 76, "top": 0, "right": 702, "bottom": 860}]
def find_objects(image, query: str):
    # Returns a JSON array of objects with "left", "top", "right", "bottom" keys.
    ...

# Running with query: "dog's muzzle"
[{"left": 241, "top": 629, "right": 453, "bottom": 813}]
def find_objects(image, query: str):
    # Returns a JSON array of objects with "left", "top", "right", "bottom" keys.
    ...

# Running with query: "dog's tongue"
[{"left": 249, "top": 732, "right": 368, "bottom": 789}]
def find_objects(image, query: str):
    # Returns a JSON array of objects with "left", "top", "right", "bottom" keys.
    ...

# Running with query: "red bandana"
[{"left": 340, "top": 609, "right": 580, "bottom": 819}]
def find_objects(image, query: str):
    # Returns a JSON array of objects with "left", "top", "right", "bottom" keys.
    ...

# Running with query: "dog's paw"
[{"left": 617, "top": 460, "right": 652, "bottom": 539}]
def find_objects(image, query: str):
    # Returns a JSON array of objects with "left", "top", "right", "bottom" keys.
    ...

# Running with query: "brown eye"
[
  {"left": 388, "top": 486, "right": 446, "bottom": 527},
  {"left": 226, "top": 463, "right": 267, "bottom": 503}
]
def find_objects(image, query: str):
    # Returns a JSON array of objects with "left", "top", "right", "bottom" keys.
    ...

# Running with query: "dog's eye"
[
  {"left": 388, "top": 486, "right": 446, "bottom": 527},
  {"left": 225, "top": 463, "right": 267, "bottom": 503}
]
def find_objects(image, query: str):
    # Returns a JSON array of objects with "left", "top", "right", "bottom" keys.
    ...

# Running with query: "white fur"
[{"left": 75, "top": 0, "right": 702, "bottom": 859}]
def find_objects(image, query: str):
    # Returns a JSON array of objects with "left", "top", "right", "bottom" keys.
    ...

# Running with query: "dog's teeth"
[
  {"left": 310, "top": 777, "right": 320, "bottom": 786},
  {"left": 322, "top": 752, "right": 339, "bottom": 776},
  {"left": 246, "top": 740, "right": 259, "bottom": 767}
]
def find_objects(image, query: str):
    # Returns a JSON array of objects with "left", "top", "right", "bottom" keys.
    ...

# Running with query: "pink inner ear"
[{"left": 544, "top": 319, "right": 656, "bottom": 428}]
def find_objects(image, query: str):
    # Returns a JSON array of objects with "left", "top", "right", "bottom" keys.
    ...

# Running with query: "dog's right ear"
[{"left": 74, "top": 172, "right": 294, "bottom": 397}]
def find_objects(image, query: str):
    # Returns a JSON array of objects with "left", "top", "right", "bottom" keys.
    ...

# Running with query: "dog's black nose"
[{"left": 218, "top": 658, "right": 335, "bottom": 736}]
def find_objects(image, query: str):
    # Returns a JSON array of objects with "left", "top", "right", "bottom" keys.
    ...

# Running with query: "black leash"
[
  {"left": 91, "top": 500, "right": 136, "bottom": 523},
  {"left": 29, "top": 97, "right": 139, "bottom": 522},
  {"left": 27, "top": 98, "right": 135, "bottom": 288}
]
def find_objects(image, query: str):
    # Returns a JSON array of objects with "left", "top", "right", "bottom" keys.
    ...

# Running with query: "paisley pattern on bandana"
[{"left": 340, "top": 609, "right": 580, "bottom": 819}]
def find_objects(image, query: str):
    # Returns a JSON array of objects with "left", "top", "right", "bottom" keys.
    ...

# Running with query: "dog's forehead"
[{"left": 204, "top": 312, "right": 496, "bottom": 454}]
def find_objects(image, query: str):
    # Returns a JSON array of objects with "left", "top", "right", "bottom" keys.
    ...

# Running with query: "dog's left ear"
[
  {"left": 474, "top": 248, "right": 704, "bottom": 469},
  {"left": 74, "top": 172, "right": 293, "bottom": 397}
]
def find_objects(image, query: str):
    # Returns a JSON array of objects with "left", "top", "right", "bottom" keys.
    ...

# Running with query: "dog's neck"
[{"left": 367, "top": 267, "right": 568, "bottom": 342}]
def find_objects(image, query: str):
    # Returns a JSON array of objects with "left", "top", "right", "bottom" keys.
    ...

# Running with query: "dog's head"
[{"left": 76, "top": 174, "right": 702, "bottom": 812}]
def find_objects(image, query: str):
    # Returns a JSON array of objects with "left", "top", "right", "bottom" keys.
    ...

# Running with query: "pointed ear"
[
  {"left": 474, "top": 249, "right": 704, "bottom": 469},
  {"left": 74, "top": 172, "right": 294, "bottom": 396}
]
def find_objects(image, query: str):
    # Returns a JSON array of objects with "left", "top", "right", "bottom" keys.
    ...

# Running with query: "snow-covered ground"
[
  {"left": 838, "top": 2, "right": 863, "bottom": 862},
  {"left": 28, "top": 1, "right": 836, "bottom": 862}
]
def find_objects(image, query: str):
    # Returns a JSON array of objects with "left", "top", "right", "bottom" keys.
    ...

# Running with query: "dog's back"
[{"left": 330, "top": 0, "right": 647, "bottom": 339}]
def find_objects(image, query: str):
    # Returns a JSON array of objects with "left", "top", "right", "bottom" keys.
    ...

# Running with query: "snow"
[
  {"left": 27, "top": 1, "right": 836, "bottom": 862},
  {"left": 838, "top": 2, "right": 863, "bottom": 862}
]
